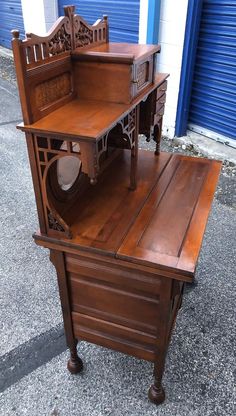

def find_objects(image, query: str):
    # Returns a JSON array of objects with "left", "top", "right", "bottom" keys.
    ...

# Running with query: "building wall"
[
  {"left": 21, "top": 0, "right": 58, "bottom": 34},
  {"left": 157, "top": 0, "right": 188, "bottom": 138}
]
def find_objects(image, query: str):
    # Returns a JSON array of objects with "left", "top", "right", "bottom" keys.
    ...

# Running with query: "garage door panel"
[
  {"left": 0, "top": 0, "right": 25, "bottom": 48},
  {"left": 58, "top": 0, "right": 140, "bottom": 43},
  {"left": 188, "top": 1, "right": 236, "bottom": 141}
]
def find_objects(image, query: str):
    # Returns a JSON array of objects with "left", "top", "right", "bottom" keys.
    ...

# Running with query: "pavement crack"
[
  {"left": 0, "top": 119, "right": 22, "bottom": 127},
  {"left": 0, "top": 84, "right": 18, "bottom": 98},
  {"left": 0, "top": 323, "right": 66, "bottom": 393}
]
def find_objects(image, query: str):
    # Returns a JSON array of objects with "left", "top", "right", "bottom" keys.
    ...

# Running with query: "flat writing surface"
[
  {"left": 17, "top": 75, "right": 169, "bottom": 140},
  {"left": 34, "top": 150, "right": 221, "bottom": 277},
  {"left": 117, "top": 155, "right": 221, "bottom": 275},
  {"left": 65, "top": 150, "right": 171, "bottom": 252}
]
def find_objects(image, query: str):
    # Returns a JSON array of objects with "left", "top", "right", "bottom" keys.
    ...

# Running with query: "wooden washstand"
[{"left": 11, "top": 5, "right": 221, "bottom": 405}]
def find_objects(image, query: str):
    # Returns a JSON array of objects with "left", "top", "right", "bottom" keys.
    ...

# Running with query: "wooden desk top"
[
  {"left": 34, "top": 150, "right": 221, "bottom": 281},
  {"left": 72, "top": 43, "right": 161, "bottom": 64},
  {"left": 17, "top": 74, "right": 168, "bottom": 141}
]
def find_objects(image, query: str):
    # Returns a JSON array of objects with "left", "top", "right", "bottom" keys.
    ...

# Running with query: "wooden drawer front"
[
  {"left": 156, "top": 93, "right": 166, "bottom": 113},
  {"left": 154, "top": 106, "right": 165, "bottom": 125},
  {"left": 156, "top": 80, "right": 167, "bottom": 100},
  {"left": 132, "top": 55, "right": 153, "bottom": 97},
  {"left": 69, "top": 273, "right": 160, "bottom": 333},
  {"left": 66, "top": 253, "right": 161, "bottom": 296},
  {"left": 72, "top": 312, "right": 157, "bottom": 361}
]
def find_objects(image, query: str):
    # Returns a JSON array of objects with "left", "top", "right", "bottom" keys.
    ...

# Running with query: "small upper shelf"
[
  {"left": 72, "top": 43, "right": 161, "bottom": 64},
  {"left": 17, "top": 74, "right": 168, "bottom": 141}
]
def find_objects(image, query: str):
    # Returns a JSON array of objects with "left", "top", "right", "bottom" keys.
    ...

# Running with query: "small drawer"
[
  {"left": 156, "top": 93, "right": 166, "bottom": 113},
  {"left": 158, "top": 105, "right": 165, "bottom": 117},
  {"left": 154, "top": 106, "right": 164, "bottom": 124},
  {"left": 156, "top": 81, "right": 167, "bottom": 100}
]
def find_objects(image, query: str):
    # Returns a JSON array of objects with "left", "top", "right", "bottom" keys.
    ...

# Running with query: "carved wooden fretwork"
[
  {"left": 96, "top": 108, "right": 136, "bottom": 166},
  {"left": 34, "top": 136, "right": 82, "bottom": 237},
  {"left": 74, "top": 19, "right": 93, "bottom": 47},
  {"left": 12, "top": 6, "right": 108, "bottom": 71},
  {"left": 48, "top": 211, "right": 65, "bottom": 232},
  {"left": 121, "top": 109, "right": 136, "bottom": 146},
  {"left": 137, "top": 62, "right": 149, "bottom": 89},
  {"left": 73, "top": 14, "right": 108, "bottom": 48},
  {"left": 47, "top": 24, "right": 72, "bottom": 56},
  {"left": 16, "top": 17, "right": 72, "bottom": 67},
  {"left": 35, "top": 72, "right": 72, "bottom": 109},
  {"left": 31, "top": 106, "right": 137, "bottom": 235}
]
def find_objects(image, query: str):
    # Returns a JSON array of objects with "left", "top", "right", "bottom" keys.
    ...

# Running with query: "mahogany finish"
[
  {"left": 11, "top": 5, "right": 221, "bottom": 406},
  {"left": 72, "top": 43, "right": 160, "bottom": 103}
]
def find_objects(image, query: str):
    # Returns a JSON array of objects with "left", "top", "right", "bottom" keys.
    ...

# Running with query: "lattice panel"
[
  {"left": 97, "top": 108, "right": 137, "bottom": 155},
  {"left": 35, "top": 72, "right": 72, "bottom": 109},
  {"left": 137, "top": 62, "right": 149, "bottom": 89}
]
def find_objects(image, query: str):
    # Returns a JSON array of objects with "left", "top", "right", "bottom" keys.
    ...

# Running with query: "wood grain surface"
[
  {"left": 34, "top": 150, "right": 221, "bottom": 277},
  {"left": 17, "top": 74, "right": 168, "bottom": 140}
]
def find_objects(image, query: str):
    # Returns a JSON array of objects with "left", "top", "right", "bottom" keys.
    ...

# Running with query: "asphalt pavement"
[{"left": 0, "top": 55, "right": 235, "bottom": 416}]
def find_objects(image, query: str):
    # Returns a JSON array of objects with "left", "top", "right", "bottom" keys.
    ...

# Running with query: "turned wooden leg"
[
  {"left": 148, "top": 358, "right": 166, "bottom": 405},
  {"left": 50, "top": 250, "right": 84, "bottom": 374},
  {"left": 129, "top": 105, "right": 139, "bottom": 191},
  {"left": 67, "top": 340, "right": 83, "bottom": 374},
  {"left": 129, "top": 144, "right": 138, "bottom": 190},
  {"left": 154, "top": 119, "right": 163, "bottom": 156}
]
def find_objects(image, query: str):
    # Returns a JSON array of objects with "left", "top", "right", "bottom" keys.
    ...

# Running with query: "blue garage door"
[
  {"left": 58, "top": 0, "right": 140, "bottom": 43},
  {"left": 0, "top": 0, "right": 25, "bottom": 48},
  {"left": 188, "top": 0, "right": 236, "bottom": 142}
]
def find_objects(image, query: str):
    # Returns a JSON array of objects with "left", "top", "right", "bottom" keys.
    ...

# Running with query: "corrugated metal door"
[
  {"left": 0, "top": 0, "right": 25, "bottom": 48},
  {"left": 58, "top": 0, "right": 140, "bottom": 43},
  {"left": 188, "top": 0, "right": 236, "bottom": 141}
]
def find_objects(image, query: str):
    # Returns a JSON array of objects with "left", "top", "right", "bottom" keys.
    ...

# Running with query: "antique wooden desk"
[{"left": 12, "top": 5, "right": 221, "bottom": 405}]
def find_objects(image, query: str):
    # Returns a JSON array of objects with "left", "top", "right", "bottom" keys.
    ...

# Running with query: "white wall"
[
  {"left": 139, "top": 0, "right": 149, "bottom": 43},
  {"left": 157, "top": 0, "right": 188, "bottom": 138},
  {"left": 21, "top": 0, "right": 58, "bottom": 35}
]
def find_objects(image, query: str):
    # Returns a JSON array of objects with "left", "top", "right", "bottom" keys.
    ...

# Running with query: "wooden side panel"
[
  {"left": 65, "top": 252, "right": 163, "bottom": 361},
  {"left": 73, "top": 61, "right": 131, "bottom": 103},
  {"left": 27, "top": 55, "right": 75, "bottom": 122}
]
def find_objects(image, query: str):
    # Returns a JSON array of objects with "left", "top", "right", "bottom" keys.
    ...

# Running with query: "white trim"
[
  {"left": 21, "top": 0, "right": 58, "bottom": 35},
  {"left": 21, "top": 0, "right": 46, "bottom": 34},
  {"left": 188, "top": 124, "right": 236, "bottom": 149},
  {"left": 157, "top": 0, "right": 189, "bottom": 138},
  {"left": 139, "top": 0, "right": 149, "bottom": 43}
]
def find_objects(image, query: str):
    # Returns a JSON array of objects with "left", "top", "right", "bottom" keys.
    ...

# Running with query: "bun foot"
[
  {"left": 67, "top": 357, "right": 83, "bottom": 374},
  {"left": 148, "top": 384, "right": 165, "bottom": 405}
]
